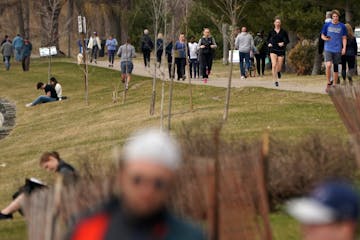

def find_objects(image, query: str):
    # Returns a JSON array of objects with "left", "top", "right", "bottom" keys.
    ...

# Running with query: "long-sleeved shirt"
[
  {"left": 106, "top": 38, "right": 118, "bottom": 51},
  {"left": 267, "top": 29, "right": 290, "bottom": 53},
  {"left": 1, "top": 41, "right": 13, "bottom": 57},
  {"left": 117, "top": 44, "right": 136, "bottom": 62},
  {"left": 235, "top": 32, "right": 254, "bottom": 53}
]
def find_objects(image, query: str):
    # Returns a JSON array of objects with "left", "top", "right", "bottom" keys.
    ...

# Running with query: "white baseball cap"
[{"left": 122, "top": 129, "right": 181, "bottom": 171}]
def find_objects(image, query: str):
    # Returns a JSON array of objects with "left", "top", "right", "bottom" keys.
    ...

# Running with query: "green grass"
[{"left": 0, "top": 59, "right": 348, "bottom": 239}]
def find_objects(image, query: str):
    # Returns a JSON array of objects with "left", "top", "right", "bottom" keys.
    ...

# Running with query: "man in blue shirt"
[{"left": 321, "top": 9, "right": 347, "bottom": 92}]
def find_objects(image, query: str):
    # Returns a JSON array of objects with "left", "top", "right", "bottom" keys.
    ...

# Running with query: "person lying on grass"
[
  {"left": 25, "top": 82, "right": 58, "bottom": 107},
  {"left": 0, "top": 151, "right": 76, "bottom": 220}
]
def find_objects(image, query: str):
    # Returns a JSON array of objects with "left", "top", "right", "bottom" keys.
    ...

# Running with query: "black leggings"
[
  {"left": 108, "top": 50, "right": 115, "bottom": 64},
  {"left": 175, "top": 58, "right": 186, "bottom": 80},
  {"left": 143, "top": 50, "right": 151, "bottom": 67},
  {"left": 199, "top": 53, "right": 213, "bottom": 78},
  {"left": 341, "top": 55, "right": 356, "bottom": 80},
  {"left": 255, "top": 53, "right": 266, "bottom": 75}
]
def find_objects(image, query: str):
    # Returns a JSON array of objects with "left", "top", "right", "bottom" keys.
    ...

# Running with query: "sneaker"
[
  {"left": 241, "top": 76, "right": 245, "bottom": 80},
  {"left": 275, "top": 81, "right": 279, "bottom": 87},
  {"left": 204, "top": 78, "right": 208, "bottom": 83},
  {"left": 94, "top": 60, "right": 97, "bottom": 64},
  {"left": 25, "top": 103, "right": 33, "bottom": 107},
  {"left": 0, "top": 212, "right": 13, "bottom": 220},
  {"left": 108, "top": 64, "right": 111, "bottom": 67},
  {"left": 277, "top": 72, "right": 281, "bottom": 79},
  {"left": 125, "top": 83, "right": 129, "bottom": 90}
]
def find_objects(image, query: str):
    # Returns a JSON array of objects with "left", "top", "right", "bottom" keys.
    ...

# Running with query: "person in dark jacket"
[
  {"left": 341, "top": 23, "right": 358, "bottom": 84},
  {"left": 198, "top": 28, "right": 217, "bottom": 83},
  {"left": 26, "top": 82, "right": 58, "bottom": 107},
  {"left": 141, "top": 29, "right": 154, "bottom": 67},
  {"left": 254, "top": 31, "right": 267, "bottom": 76},
  {"left": 156, "top": 33, "right": 164, "bottom": 67},
  {"left": 69, "top": 129, "right": 206, "bottom": 240},
  {"left": 267, "top": 16, "right": 289, "bottom": 87},
  {"left": 165, "top": 39, "right": 174, "bottom": 79},
  {"left": 0, "top": 151, "right": 76, "bottom": 220},
  {"left": 21, "top": 38, "right": 32, "bottom": 71}
]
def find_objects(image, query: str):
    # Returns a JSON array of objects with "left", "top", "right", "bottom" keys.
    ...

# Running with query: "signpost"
[
  {"left": 39, "top": 46, "right": 57, "bottom": 81},
  {"left": 78, "top": 16, "right": 89, "bottom": 105}
]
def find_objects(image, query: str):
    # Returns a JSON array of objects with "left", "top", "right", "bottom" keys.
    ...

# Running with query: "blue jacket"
[
  {"left": 12, "top": 36, "right": 24, "bottom": 49},
  {"left": 22, "top": 42, "right": 32, "bottom": 58}
]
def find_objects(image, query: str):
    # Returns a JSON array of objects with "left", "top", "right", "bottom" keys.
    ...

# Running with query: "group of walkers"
[
  {"left": 140, "top": 28, "right": 217, "bottom": 83},
  {"left": 0, "top": 34, "right": 32, "bottom": 71}
]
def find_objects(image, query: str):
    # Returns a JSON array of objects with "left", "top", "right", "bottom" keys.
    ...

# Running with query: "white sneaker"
[
  {"left": 241, "top": 76, "right": 245, "bottom": 80},
  {"left": 25, "top": 103, "right": 33, "bottom": 107}
]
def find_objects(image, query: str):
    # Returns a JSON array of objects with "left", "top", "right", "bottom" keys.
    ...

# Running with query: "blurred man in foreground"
[
  {"left": 70, "top": 129, "right": 206, "bottom": 240},
  {"left": 287, "top": 180, "right": 359, "bottom": 240}
]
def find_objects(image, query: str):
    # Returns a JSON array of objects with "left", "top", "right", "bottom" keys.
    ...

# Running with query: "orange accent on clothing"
[{"left": 71, "top": 213, "right": 110, "bottom": 240}]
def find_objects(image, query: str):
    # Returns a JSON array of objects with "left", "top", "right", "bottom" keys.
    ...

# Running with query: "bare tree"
[
  {"left": 202, "top": 0, "right": 248, "bottom": 121},
  {"left": 39, "top": 0, "right": 67, "bottom": 50},
  {"left": 149, "top": 0, "right": 165, "bottom": 116}
]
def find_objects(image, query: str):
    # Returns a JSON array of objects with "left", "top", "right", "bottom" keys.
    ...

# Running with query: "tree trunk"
[
  {"left": 23, "top": 0, "right": 30, "bottom": 38},
  {"left": 40, "top": 0, "right": 65, "bottom": 50},
  {"left": 222, "top": 23, "right": 229, "bottom": 65},
  {"left": 17, "top": 0, "right": 25, "bottom": 37},
  {"left": 67, "top": 0, "right": 74, "bottom": 57}
]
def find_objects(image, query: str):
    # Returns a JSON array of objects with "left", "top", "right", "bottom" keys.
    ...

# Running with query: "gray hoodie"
[
  {"left": 117, "top": 43, "right": 136, "bottom": 62},
  {"left": 235, "top": 32, "right": 254, "bottom": 53},
  {"left": 1, "top": 41, "right": 13, "bottom": 57}
]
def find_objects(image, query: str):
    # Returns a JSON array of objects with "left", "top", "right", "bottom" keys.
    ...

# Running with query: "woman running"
[{"left": 267, "top": 16, "right": 289, "bottom": 87}]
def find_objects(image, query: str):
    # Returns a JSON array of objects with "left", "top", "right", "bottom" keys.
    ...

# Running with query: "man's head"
[
  {"left": 287, "top": 180, "right": 359, "bottom": 240},
  {"left": 93, "top": 32, "right": 97, "bottom": 36},
  {"left": 144, "top": 29, "right": 149, "bottom": 35},
  {"left": 118, "top": 129, "right": 181, "bottom": 217},
  {"left": 331, "top": 9, "right": 340, "bottom": 24},
  {"left": 36, "top": 82, "right": 45, "bottom": 90},
  {"left": 179, "top": 33, "right": 185, "bottom": 42},
  {"left": 40, "top": 151, "right": 61, "bottom": 172}
]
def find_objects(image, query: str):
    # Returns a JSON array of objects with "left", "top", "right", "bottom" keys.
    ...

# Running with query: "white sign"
[
  {"left": 78, "top": 16, "right": 87, "bottom": 34},
  {"left": 39, "top": 46, "right": 57, "bottom": 57},
  {"left": 228, "top": 50, "right": 240, "bottom": 63},
  {"left": 78, "top": 16, "right": 83, "bottom": 33},
  {"left": 82, "top": 17, "right": 87, "bottom": 34}
]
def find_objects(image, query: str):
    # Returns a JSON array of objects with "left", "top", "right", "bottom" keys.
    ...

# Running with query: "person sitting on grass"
[
  {"left": 26, "top": 82, "right": 58, "bottom": 107},
  {"left": 49, "top": 77, "right": 67, "bottom": 101},
  {"left": 0, "top": 151, "right": 76, "bottom": 220}
]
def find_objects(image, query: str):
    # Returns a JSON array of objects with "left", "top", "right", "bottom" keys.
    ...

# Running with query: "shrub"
[{"left": 288, "top": 40, "right": 316, "bottom": 75}]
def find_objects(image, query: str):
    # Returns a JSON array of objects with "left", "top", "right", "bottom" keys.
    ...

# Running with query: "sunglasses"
[{"left": 130, "top": 175, "right": 169, "bottom": 191}]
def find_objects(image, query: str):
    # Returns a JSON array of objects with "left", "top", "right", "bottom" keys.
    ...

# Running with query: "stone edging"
[{"left": 0, "top": 98, "right": 16, "bottom": 140}]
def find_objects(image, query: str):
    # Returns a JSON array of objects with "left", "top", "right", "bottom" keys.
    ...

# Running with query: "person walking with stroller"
[{"left": 254, "top": 31, "right": 267, "bottom": 77}]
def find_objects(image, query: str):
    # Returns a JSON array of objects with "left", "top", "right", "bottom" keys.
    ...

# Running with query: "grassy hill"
[{"left": 0, "top": 58, "right": 349, "bottom": 239}]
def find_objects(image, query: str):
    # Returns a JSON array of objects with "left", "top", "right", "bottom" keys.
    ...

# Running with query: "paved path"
[{"left": 88, "top": 59, "right": 326, "bottom": 94}]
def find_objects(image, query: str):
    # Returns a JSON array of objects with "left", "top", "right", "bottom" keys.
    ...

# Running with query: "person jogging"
[
  {"left": 321, "top": 9, "right": 347, "bottom": 92},
  {"left": 267, "top": 16, "right": 289, "bottom": 87}
]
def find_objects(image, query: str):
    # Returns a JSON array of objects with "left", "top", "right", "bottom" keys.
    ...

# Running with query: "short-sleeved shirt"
[
  {"left": 321, "top": 22, "right": 347, "bottom": 53},
  {"left": 44, "top": 84, "right": 58, "bottom": 99}
]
